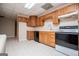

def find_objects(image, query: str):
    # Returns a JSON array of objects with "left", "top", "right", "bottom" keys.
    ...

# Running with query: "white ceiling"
[{"left": 0, "top": 3, "right": 71, "bottom": 20}]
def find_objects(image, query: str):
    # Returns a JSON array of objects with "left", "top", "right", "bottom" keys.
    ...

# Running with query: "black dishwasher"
[{"left": 34, "top": 31, "right": 39, "bottom": 42}]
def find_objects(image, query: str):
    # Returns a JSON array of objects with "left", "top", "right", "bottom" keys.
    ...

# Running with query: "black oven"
[{"left": 56, "top": 33, "right": 78, "bottom": 50}]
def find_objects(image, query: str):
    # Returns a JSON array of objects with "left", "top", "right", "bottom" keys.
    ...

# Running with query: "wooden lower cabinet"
[
  {"left": 39, "top": 31, "right": 55, "bottom": 47},
  {"left": 27, "top": 31, "right": 34, "bottom": 40},
  {"left": 39, "top": 32, "right": 46, "bottom": 44},
  {"left": 27, "top": 31, "right": 56, "bottom": 47}
]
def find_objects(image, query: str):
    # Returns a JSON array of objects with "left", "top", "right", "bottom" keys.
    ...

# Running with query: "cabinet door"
[
  {"left": 48, "top": 32, "right": 55, "bottom": 47},
  {"left": 30, "top": 16, "right": 37, "bottom": 27},
  {"left": 27, "top": 18, "right": 31, "bottom": 26},
  {"left": 39, "top": 32, "right": 56, "bottom": 47},
  {"left": 52, "top": 11, "right": 60, "bottom": 25},
  {"left": 45, "top": 32, "right": 55, "bottom": 47},
  {"left": 53, "top": 17, "right": 59, "bottom": 24},
  {"left": 30, "top": 18, "right": 36, "bottom": 26},
  {"left": 39, "top": 32, "right": 48, "bottom": 45},
  {"left": 27, "top": 31, "right": 34, "bottom": 40},
  {"left": 58, "top": 4, "right": 76, "bottom": 16},
  {"left": 39, "top": 32, "right": 46, "bottom": 44},
  {"left": 17, "top": 17, "right": 27, "bottom": 23},
  {"left": 39, "top": 32, "right": 44, "bottom": 43},
  {"left": 27, "top": 19, "right": 32, "bottom": 26},
  {"left": 27, "top": 16, "right": 37, "bottom": 27},
  {"left": 44, "top": 32, "right": 49, "bottom": 45},
  {"left": 40, "top": 18, "right": 44, "bottom": 26},
  {"left": 37, "top": 17, "right": 44, "bottom": 26},
  {"left": 36, "top": 18, "right": 40, "bottom": 26}
]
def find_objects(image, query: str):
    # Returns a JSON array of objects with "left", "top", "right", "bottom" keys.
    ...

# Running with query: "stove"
[
  {"left": 56, "top": 33, "right": 78, "bottom": 56},
  {"left": 55, "top": 26, "right": 78, "bottom": 56}
]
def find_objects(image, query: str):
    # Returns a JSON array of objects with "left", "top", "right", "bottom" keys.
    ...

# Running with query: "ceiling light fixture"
[{"left": 24, "top": 3, "right": 36, "bottom": 9}]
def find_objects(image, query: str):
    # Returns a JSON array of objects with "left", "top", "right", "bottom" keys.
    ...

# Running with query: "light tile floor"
[{"left": 6, "top": 38, "right": 66, "bottom": 56}]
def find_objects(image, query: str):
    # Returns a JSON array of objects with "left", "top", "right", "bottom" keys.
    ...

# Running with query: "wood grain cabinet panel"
[
  {"left": 39, "top": 19, "right": 44, "bottom": 26},
  {"left": 52, "top": 11, "right": 60, "bottom": 25},
  {"left": 36, "top": 18, "right": 40, "bottom": 26},
  {"left": 17, "top": 16, "right": 28, "bottom": 23},
  {"left": 52, "top": 17, "right": 59, "bottom": 25},
  {"left": 36, "top": 17, "right": 44, "bottom": 26},
  {"left": 27, "top": 16, "right": 37, "bottom": 27},
  {"left": 46, "top": 32, "right": 55, "bottom": 47},
  {"left": 27, "top": 31, "right": 34, "bottom": 40},
  {"left": 39, "top": 32, "right": 46, "bottom": 44},
  {"left": 27, "top": 18, "right": 31, "bottom": 26},
  {"left": 39, "top": 32, "right": 56, "bottom": 47},
  {"left": 27, "top": 16, "right": 44, "bottom": 27},
  {"left": 58, "top": 4, "right": 77, "bottom": 16}
]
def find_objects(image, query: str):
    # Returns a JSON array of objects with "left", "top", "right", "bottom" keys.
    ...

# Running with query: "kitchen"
[{"left": 0, "top": 3, "right": 79, "bottom": 56}]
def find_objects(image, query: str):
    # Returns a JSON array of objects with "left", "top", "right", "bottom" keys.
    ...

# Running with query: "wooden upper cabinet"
[
  {"left": 17, "top": 16, "right": 28, "bottom": 23},
  {"left": 27, "top": 16, "right": 37, "bottom": 27},
  {"left": 36, "top": 18, "right": 41, "bottom": 26},
  {"left": 52, "top": 17, "right": 59, "bottom": 25},
  {"left": 36, "top": 17, "right": 40, "bottom": 26},
  {"left": 44, "top": 13, "right": 52, "bottom": 20},
  {"left": 52, "top": 4, "right": 77, "bottom": 25},
  {"left": 37, "top": 17, "right": 44, "bottom": 26},
  {"left": 27, "top": 19, "right": 30, "bottom": 26},
  {"left": 52, "top": 11, "right": 60, "bottom": 25},
  {"left": 58, "top": 4, "right": 77, "bottom": 16},
  {"left": 27, "top": 16, "right": 44, "bottom": 27}
]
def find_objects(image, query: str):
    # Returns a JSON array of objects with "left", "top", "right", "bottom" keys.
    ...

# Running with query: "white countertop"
[
  {"left": 26, "top": 28, "right": 59, "bottom": 32},
  {"left": 27, "top": 30, "right": 59, "bottom": 32}
]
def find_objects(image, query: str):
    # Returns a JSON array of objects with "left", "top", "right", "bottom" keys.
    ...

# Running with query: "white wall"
[{"left": 0, "top": 18, "right": 15, "bottom": 38}]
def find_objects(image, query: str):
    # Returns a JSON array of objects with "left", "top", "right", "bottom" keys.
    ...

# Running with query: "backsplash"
[
  {"left": 59, "top": 20, "right": 78, "bottom": 26},
  {"left": 35, "top": 20, "right": 59, "bottom": 31}
]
